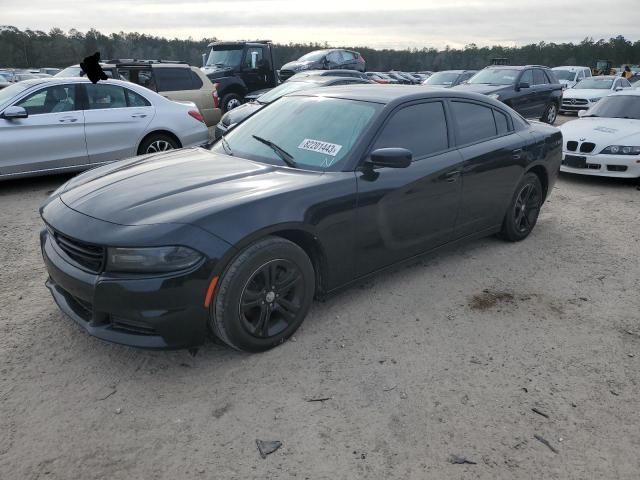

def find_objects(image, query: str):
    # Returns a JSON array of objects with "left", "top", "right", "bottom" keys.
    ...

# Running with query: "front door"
[
  {"left": 355, "top": 101, "right": 463, "bottom": 276},
  {"left": 241, "top": 47, "right": 268, "bottom": 92},
  {"left": 0, "top": 84, "right": 87, "bottom": 176},
  {"left": 510, "top": 69, "right": 535, "bottom": 118}
]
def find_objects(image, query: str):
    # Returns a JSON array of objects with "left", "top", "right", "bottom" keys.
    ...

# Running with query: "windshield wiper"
[
  {"left": 252, "top": 135, "right": 297, "bottom": 168},
  {"left": 220, "top": 135, "right": 233, "bottom": 155}
]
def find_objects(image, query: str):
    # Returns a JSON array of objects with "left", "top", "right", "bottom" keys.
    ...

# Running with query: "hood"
[
  {"left": 451, "top": 83, "right": 507, "bottom": 94},
  {"left": 560, "top": 117, "right": 640, "bottom": 150},
  {"left": 222, "top": 102, "right": 263, "bottom": 126},
  {"left": 563, "top": 88, "right": 610, "bottom": 99},
  {"left": 281, "top": 60, "right": 316, "bottom": 72},
  {"left": 59, "top": 148, "right": 323, "bottom": 227}
]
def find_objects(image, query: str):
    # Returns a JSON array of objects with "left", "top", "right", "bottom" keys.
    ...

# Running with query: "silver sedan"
[{"left": 0, "top": 78, "right": 209, "bottom": 180}]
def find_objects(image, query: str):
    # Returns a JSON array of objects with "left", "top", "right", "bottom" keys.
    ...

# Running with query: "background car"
[
  {"left": 40, "top": 85, "right": 561, "bottom": 352},
  {"left": 287, "top": 69, "right": 369, "bottom": 82},
  {"left": 560, "top": 76, "right": 632, "bottom": 114},
  {"left": 0, "top": 74, "right": 10, "bottom": 89},
  {"left": 0, "top": 78, "right": 209, "bottom": 180},
  {"left": 453, "top": 65, "right": 563, "bottom": 124},
  {"left": 422, "top": 70, "right": 478, "bottom": 87},
  {"left": 214, "top": 75, "right": 371, "bottom": 139},
  {"left": 56, "top": 60, "right": 221, "bottom": 126},
  {"left": 560, "top": 90, "right": 640, "bottom": 179},
  {"left": 279, "top": 49, "right": 365, "bottom": 81},
  {"left": 385, "top": 71, "right": 412, "bottom": 84},
  {"left": 365, "top": 72, "right": 393, "bottom": 84},
  {"left": 13, "top": 73, "right": 40, "bottom": 82},
  {"left": 551, "top": 66, "right": 592, "bottom": 89}
]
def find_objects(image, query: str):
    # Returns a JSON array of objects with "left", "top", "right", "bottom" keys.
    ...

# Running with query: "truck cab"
[{"left": 202, "top": 40, "right": 277, "bottom": 112}]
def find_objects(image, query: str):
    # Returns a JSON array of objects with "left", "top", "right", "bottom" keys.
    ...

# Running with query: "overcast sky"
[{"left": 2, "top": 0, "right": 639, "bottom": 49}]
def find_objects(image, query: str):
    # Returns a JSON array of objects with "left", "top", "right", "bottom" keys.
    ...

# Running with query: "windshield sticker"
[
  {"left": 298, "top": 139, "right": 343, "bottom": 157},
  {"left": 594, "top": 126, "right": 618, "bottom": 133}
]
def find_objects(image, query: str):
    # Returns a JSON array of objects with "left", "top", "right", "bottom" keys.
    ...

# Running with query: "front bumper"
[
  {"left": 40, "top": 198, "right": 234, "bottom": 349},
  {"left": 559, "top": 102, "right": 592, "bottom": 112},
  {"left": 561, "top": 152, "right": 640, "bottom": 178}
]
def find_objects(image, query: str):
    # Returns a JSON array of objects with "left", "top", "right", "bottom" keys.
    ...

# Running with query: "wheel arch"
[
  {"left": 525, "top": 164, "right": 549, "bottom": 199},
  {"left": 137, "top": 130, "right": 182, "bottom": 155}
]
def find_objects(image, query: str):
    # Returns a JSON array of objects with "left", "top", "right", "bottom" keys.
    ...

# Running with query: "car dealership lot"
[{"left": 1, "top": 158, "right": 638, "bottom": 479}]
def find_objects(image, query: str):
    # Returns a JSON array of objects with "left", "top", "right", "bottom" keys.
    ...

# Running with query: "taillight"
[
  {"left": 212, "top": 83, "right": 220, "bottom": 109},
  {"left": 188, "top": 110, "right": 205, "bottom": 123}
]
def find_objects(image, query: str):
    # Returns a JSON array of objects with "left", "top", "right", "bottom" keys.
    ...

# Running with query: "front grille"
[
  {"left": 562, "top": 98, "right": 588, "bottom": 105},
  {"left": 111, "top": 317, "right": 157, "bottom": 336},
  {"left": 607, "top": 165, "right": 628, "bottom": 172},
  {"left": 580, "top": 142, "right": 596, "bottom": 153},
  {"left": 53, "top": 231, "right": 105, "bottom": 273},
  {"left": 64, "top": 291, "right": 93, "bottom": 322},
  {"left": 567, "top": 141, "right": 578, "bottom": 151}
]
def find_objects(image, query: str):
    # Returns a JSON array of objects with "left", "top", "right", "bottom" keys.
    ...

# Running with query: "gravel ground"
[{"left": 1, "top": 115, "right": 639, "bottom": 479}]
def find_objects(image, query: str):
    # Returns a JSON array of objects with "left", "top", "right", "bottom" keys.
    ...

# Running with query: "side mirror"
[
  {"left": 201, "top": 53, "right": 207, "bottom": 68},
  {"left": 615, "top": 87, "right": 623, "bottom": 91},
  {"left": 517, "top": 82, "right": 530, "bottom": 90},
  {"left": 367, "top": 148, "right": 412, "bottom": 168},
  {"left": 1, "top": 106, "right": 28, "bottom": 119}
]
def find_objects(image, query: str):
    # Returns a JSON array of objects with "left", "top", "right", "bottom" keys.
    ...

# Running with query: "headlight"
[
  {"left": 106, "top": 246, "right": 203, "bottom": 273},
  {"left": 488, "top": 93, "right": 500, "bottom": 100},
  {"left": 600, "top": 145, "right": 640, "bottom": 155},
  {"left": 588, "top": 98, "right": 601, "bottom": 102}
]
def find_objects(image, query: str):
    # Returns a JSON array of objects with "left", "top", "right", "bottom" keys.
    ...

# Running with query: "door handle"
[
  {"left": 445, "top": 170, "right": 461, "bottom": 182},
  {"left": 512, "top": 149, "right": 522, "bottom": 160},
  {"left": 58, "top": 117, "right": 78, "bottom": 123},
  {"left": 131, "top": 113, "right": 147, "bottom": 118}
]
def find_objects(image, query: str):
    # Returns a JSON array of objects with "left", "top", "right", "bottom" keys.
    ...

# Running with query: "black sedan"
[
  {"left": 40, "top": 86, "right": 562, "bottom": 352},
  {"left": 215, "top": 76, "right": 370, "bottom": 139}
]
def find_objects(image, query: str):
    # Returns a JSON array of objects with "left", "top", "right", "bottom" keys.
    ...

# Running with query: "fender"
[{"left": 206, "top": 74, "right": 248, "bottom": 98}]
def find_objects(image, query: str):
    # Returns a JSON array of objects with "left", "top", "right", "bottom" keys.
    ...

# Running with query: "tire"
[
  {"left": 221, "top": 93, "right": 243, "bottom": 113},
  {"left": 500, "top": 172, "right": 543, "bottom": 242},
  {"left": 210, "top": 236, "right": 315, "bottom": 352},
  {"left": 138, "top": 133, "right": 179, "bottom": 155},
  {"left": 540, "top": 102, "right": 558, "bottom": 125}
]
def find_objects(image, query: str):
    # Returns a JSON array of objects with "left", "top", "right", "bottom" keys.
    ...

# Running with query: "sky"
[{"left": 1, "top": 0, "right": 639, "bottom": 49}]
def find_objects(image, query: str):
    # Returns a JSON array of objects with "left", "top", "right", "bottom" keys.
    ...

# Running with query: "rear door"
[
  {"left": 83, "top": 83, "right": 154, "bottom": 163},
  {"left": 355, "top": 100, "right": 464, "bottom": 276},
  {"left": 449, "top": 100, "right": 526, "bottom": 237},
  {"left": 0, "top": 84, "right": 87, "bottom": 176}
]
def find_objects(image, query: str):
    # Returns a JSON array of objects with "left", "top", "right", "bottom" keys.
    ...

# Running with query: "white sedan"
[
  {"left": 0, "top": 78, "right": 209, "bottom": 180},
  {"left": 560, "top": 76, "right": 632, "bottom": 114},
  {"left": 560, "top": 90, "right": 640, "bottom": 179}
]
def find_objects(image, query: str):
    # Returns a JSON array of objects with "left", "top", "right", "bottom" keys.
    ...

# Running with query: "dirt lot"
[{"left": 1, "top": 117, "right": 639, "bottom": 479}]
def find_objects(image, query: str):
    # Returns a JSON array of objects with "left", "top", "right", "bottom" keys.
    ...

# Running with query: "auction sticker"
[{"left": 298, "top": 138, "right": 343, "bottom": 157}]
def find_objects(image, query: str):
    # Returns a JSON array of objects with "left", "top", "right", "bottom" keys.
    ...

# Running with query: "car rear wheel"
[
  {"left": 138, "top": 133, "right": 179, "bottom": 155},
  {"left": 210, "top": 237, "right": 315, "bottom": 352},
  {"left": 221, "top": 93, "right": 242, "bottom": 112},
  {"left": 540, "top": 102, "right": 558, "bottom": 125},
  {"left": 500, "top": 172, "right": 543, "bottom": 242}
]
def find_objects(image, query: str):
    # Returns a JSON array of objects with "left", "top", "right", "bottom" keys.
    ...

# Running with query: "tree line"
[{"left": 1, "top": 25, "right": 638, "bottom": 72}]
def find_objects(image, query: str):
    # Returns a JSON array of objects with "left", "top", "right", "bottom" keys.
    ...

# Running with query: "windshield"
[
  {"left": 575, "top": 78, "right": 613, "bottom": 89},
  {"left": 211, "top": 96, "right": 381, "bottom": 170},
  {"left": 257, "top": 80, "right": 320, "bottom": 104},
  {"left": 298, "top": 50, "right": 328, "bottom": 62},
  {"left": 0, "top": 83, "right": 29, "bottom": 108},
  {"left": 424, "top": 72, "right": 461, "bottom": 86},
  {"left": 467, "top": 69, "right": 520, "bottom": 85},
  {"left": 586, "top": 95, "right": 640, "bottom": 119},
  {"left": 206, "top": 46, "right": 243, "bottom": 67},
  {"left": 553, "top": 70, "right": 577, "bottom": 81}
]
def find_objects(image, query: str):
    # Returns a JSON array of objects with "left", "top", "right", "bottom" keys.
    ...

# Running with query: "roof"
[
  {"left": 288, "top": 83, "right": 507, "bottom": 107},
  {"left": 485, "top": 65, "right": 551, "bottom": 70},
  {"left": 552, "top": 66, "right": 590, "bottom": 70}
]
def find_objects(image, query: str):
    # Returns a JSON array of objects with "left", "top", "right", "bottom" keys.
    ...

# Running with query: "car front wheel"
[
  {"left": 210, "top": 236, "right": 315, "bottom": 352},
  {"left": 500, "top": 172, "right": 543, "bottom": 242},
  {"left": 540, "top": 102, "right": 558, "bottom": 125}
]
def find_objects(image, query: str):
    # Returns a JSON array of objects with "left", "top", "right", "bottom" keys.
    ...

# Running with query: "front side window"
[
  {"left": 326, "top": 51, "right": 342, "bottom": 63},
  {"left": 373, "top": 102, "right": 448, "bottom": 159},
  {"left": 298, "top": 50, "right": 329, "bottom": 62},
  {"left": 451, "top": 101, "right": 497, "bottom": 145},
  {"left": 154, "top": 68, "right": 193, "bottom": 91},
  {"left": 520, "top": 70, "right": 533, "bottom": 85},
  {"left": 243, "top": 48, "right": 264, "bottom": 69},
  {"left": 211, "top": 96, "right": 381, "bottom": 170},
  {"left": 15, "top": 85, "right": 77, "bottom": 114},
  {"left": 85, "top": 84, "right": 127, "bottom": 109}
]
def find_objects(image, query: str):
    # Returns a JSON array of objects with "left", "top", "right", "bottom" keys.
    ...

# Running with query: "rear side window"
[
  {"left": 451, "top": 101, "right": 497, "bottom": 145},
  {"left": 190, "top": 70, "right": 203, "bottom": 89},
  {"left": 125, "top": 88, "right": 151, "bottom": 107},
  {"left": 154, "top": 67, "right": 193, "bottom": 91},
  {"left": 493, "top": 110, "right": 510, "bottom": 135},
  {"left": 533, "top": 69, "right": 548, "bottom": 85},
  {"left": 373, "top": 102, "right": 448, "bottom": 159}
]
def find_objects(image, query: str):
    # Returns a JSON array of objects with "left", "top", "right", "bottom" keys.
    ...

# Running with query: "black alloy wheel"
[
  {"left": 239, "top": 259, "right": 304, "bottom": 338},
  {"left": 500, "top": 172, "right": 543, "bottom": 241}
]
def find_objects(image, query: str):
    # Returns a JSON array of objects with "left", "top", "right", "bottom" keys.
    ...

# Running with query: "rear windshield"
[
  {"left": 575, "top": 78, "right": 613, "bottom": 89},
  {"left": 467, "top": 69, "right": 520, "bottom": 85},
  {"left": 211, "top": 95, "right": 381, "bottom": 170}
]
